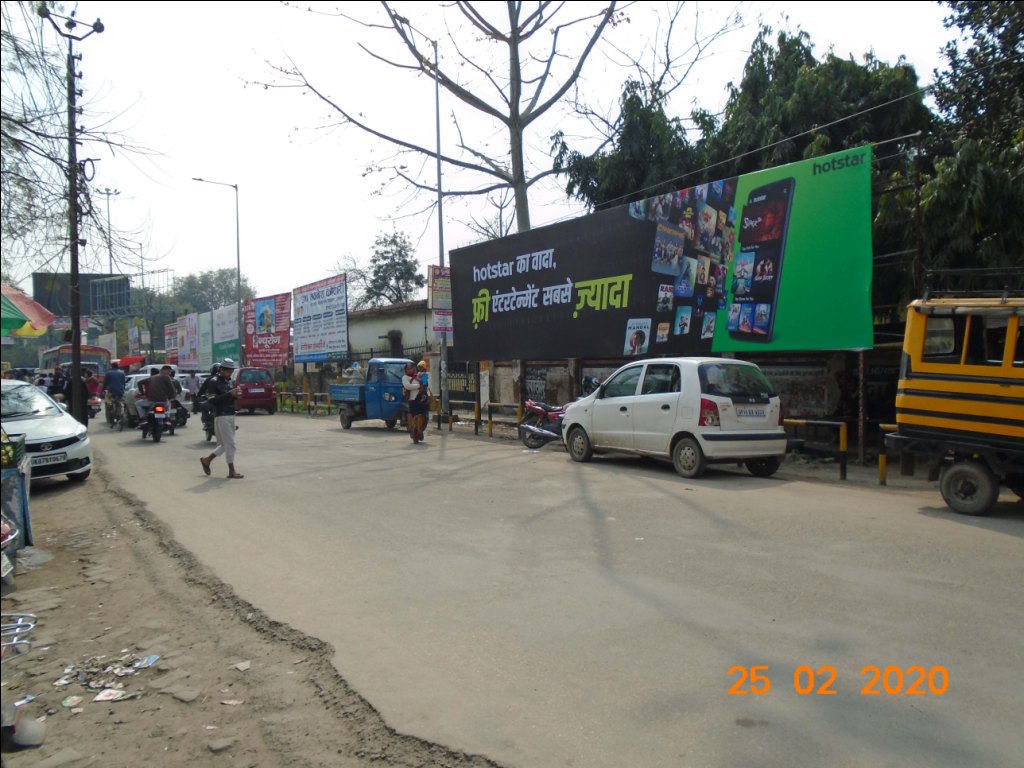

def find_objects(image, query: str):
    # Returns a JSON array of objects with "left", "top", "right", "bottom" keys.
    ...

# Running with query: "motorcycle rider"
[
  {"left": 138, "top": 365, "right": 177, "bottom": 439},
  {"left": 101, "top": 361, "right": 127, "bottom": 427}
]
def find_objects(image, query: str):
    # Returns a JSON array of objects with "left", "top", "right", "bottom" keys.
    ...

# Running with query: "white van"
[{"left": 561, "top": 357, "right": 788, "bottom": 478}]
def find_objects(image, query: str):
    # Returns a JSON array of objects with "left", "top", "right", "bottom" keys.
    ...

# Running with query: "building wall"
[{"left": 347, "top": 300, "right": 434, "bottom": 358}]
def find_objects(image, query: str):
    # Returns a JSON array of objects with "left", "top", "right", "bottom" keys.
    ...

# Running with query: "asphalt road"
[{"left": 93, "top": 412, "right": 1024, "bottom": 768}]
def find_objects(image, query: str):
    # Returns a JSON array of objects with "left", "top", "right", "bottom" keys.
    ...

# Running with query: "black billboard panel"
[
  {"left": 32, "top": 273, "right": 132, "bottom": 316},
  {"left": 450, "top": 178, "right": 738, "bottom": 361}
]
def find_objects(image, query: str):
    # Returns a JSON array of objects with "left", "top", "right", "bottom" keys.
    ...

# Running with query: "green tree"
[
  {"left": 931, "top": 0, "right": 1023, "bottom": 148},
  {"left": 692, "top": 28, "right": 932, "bottom": 179},
  {"left": 552, "top": 79, "right": 697, "bottom": 211},
  {"left": 343, "top": 231, "right": 426, "bottom": 310},
  {"left": 172, "top": 269, "right": 256, "bottom": 314},
  {"left": 917, "top": 1, "right": 1024, "bottom": 275}
]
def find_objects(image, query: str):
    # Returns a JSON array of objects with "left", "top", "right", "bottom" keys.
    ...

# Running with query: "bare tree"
[
  {"left": 2, "top": 1, "right": 142, "bottom": 284},
  {"left": 561, "top": 2, "right": 744, "bottom": 160},
  {"left": 465, "top": 189, "right": 517, "bottom": 242},
  {"left": 264, "top": 1, "right": 634, "bottom": 233}
]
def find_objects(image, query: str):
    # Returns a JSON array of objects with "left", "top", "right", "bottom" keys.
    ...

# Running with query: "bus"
[{"left": 38, "top": 344, "right": 113, "bottom": 377}]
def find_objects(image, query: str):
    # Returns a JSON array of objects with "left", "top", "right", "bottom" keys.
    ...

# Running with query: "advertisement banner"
[
  {"left": 212, "top": 304, "right": 240, "bottom": 362},
  {"left": 128, "top": 325, "right": 140, "bottom": 355},
  {"left": 98, "top": 331, "right": 117, "bottom": 359},
  {"left": 164, "top": 322, "right": 178, "bottom": 364},
  {"left": 243, "top": 292, "right": 292, "bottom": 367},
  {"left": 198, "top": 312, "right": 213, "bottom": 372},
  {"left": 177, "top": 313, "right": 199, "bottom": 371},
  {"left": 450, "top": 147, "right": 873, "bottom": 360},
  {"left": 293, "top": 275, "right": 347, "bottom": 363},
  {"left": 429, "top": 266, "right": 452, "bottom": 310}
]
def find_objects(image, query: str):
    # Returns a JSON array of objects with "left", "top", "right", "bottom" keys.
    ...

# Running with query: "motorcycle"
[
  {"left": 517, "top": 377, "right": 601, "bottom": 450},
  {"left": 87, "top": 394, "right": 103, "bottom": 420},
  {"left": 200, "top": 400, "right": 215, "bottom": 442},
  {"left": 171, "top": 396, "right": 190, "bottom": 428},
  {"left": 518, "top": 399, "right": 568, "bottom": 449},
  {"left": 140, "top": 401, "right": 174, "bottom": 443}
]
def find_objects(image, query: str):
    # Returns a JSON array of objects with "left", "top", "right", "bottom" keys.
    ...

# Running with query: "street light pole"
[
  {"left": 432, "top": 38, "right": 449, "bottom": 420},
  {"left": 101, "top": 187, "right": 120, "bottom": 273},
  {"left": 192, "top": 177, "right": 242, "bottom": 363}
]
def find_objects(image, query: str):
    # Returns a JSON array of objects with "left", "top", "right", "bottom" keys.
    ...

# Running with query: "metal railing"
[{"left": 784, "top": 418, "right": 848, "bottom": 480}]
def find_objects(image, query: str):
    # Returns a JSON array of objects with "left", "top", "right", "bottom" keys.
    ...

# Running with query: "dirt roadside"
[{"left": 1, "top": 464, "right": 502, "bottom": 768}]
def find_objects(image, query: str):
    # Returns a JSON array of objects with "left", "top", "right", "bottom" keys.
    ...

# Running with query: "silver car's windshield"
[{"left": 1, "top": 383, "right": 61, "bottom": 418}]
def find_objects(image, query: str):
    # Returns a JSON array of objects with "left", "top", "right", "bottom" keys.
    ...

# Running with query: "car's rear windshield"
[
  {"left": 240, "top": 369, "right": 272, "bottom": 384},
  {"left": 698, "top": 362, "right": 775, "bottom": 399}
]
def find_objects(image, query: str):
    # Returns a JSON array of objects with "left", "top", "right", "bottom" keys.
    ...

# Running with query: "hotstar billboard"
[{"left": 450, "top": 147, "right": 873, "bottom": 360}]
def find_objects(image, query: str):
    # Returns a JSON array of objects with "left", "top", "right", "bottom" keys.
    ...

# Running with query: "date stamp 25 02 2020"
[{"left": 728, "top": 665, "right": 949, "bottom": 697}]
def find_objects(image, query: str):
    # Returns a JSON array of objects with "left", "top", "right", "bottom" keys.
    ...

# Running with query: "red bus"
[{"left": 38, "top": 344, "right": 113, "bottom": 377}]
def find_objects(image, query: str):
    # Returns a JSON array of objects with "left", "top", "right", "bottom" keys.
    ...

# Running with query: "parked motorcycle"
[
  {"left": 518, "top": 400, "right": 567, "bottom": 449},
  {"left": 87, "top": 394, "right": 103, "bottom": 420},
  {"left": 517, "top": 377, "right": 602, "bottom": 450}
]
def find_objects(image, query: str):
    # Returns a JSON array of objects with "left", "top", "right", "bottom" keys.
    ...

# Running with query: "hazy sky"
[{"left": 59, "top": 1, "right": 952, "bottom": 302}]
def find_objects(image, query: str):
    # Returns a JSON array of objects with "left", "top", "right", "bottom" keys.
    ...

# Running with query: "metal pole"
[
  {"left": 192, "top": 177, "right": 243, "bottom": 362},
  {"left": 66, "top": 36, "right": 83, "bottom": 424},
  {"left": 433, "top": 39, "right": 448, "bottom": 419},
  {"left": 102, "top": 188, "right": 119, "bottom": 273},
  {"left": 233, "top": 183, "right": 242, "bottom": 364}
]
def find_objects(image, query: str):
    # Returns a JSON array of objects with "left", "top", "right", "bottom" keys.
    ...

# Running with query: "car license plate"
[
  {"left": 249, "top": 388, "right": 264, "bottom": 394},
  {"left": 32, "top": 452, "right": 67, "bottom": 466},
  {"left": 736, "top": 408, "right": 765, "bottom": 418}
]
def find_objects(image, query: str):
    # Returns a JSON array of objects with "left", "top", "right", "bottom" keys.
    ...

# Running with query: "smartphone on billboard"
[{"left": 727, "top": 177, "right": 795, "bottom": 342}]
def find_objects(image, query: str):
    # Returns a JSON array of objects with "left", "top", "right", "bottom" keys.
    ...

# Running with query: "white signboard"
[{"left": 293, "top": 275, "right": 348, "bottom": 363}]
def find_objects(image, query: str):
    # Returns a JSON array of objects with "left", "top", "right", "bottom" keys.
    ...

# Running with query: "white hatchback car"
[
  {"left": 561, "top": 357, "right": 787, "bottom": 478},
  {"left": 0, "top": 379, "right": 93, "bottom": 482}
]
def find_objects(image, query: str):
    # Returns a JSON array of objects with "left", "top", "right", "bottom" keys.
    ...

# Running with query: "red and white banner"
[{"left": 243, "top": 292, "right": 292, "bottom": 366}]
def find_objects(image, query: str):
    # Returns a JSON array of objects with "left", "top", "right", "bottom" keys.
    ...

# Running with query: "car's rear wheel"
[
  {"left": 672, "top": 437, "right": 706, "bottom": 478},
  {"left": 268, "top": 402, "right": 277, "bottom": 415},
  {"left": 566, "top": 426, "right": 593, "bottom": 463},
  {"left": 940, "top": 460, "right": 998, "bottom": 516},
  {"left": 745, "top": 456, "right": 781, "bottom": 478},
  {"left": 385, "top": 419, "right": 397, "bottom": 430},
  {"left": 339, "top": 408, "right": 352, "bottom": 430}
]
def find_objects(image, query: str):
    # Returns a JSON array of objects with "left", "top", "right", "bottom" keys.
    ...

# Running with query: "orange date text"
[{"left": 727, "top": 665, "right": 948, "bottom": 696}]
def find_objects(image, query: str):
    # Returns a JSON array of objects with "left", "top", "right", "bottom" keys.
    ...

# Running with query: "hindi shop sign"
[{"left": 244, "top": 293, "right": 292, "bottom": 367}]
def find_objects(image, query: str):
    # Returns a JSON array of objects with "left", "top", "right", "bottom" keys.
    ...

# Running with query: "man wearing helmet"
[{"left": 200, "top": 359, "right": 245, "bottom": 479}]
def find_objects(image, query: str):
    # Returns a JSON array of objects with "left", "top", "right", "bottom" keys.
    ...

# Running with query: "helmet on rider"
[{"left": 209, "top": 363, "right": 221, "bottom": 375}]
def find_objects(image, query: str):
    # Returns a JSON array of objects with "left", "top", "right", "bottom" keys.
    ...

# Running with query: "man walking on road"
[{"left": 200, "top": 358, "right": 245, "bottom": 479}]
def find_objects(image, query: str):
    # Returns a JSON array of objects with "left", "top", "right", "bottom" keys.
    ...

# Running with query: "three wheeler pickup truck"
[{"left": 328, "top": 357, "right": 413, "bottom": 430}]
